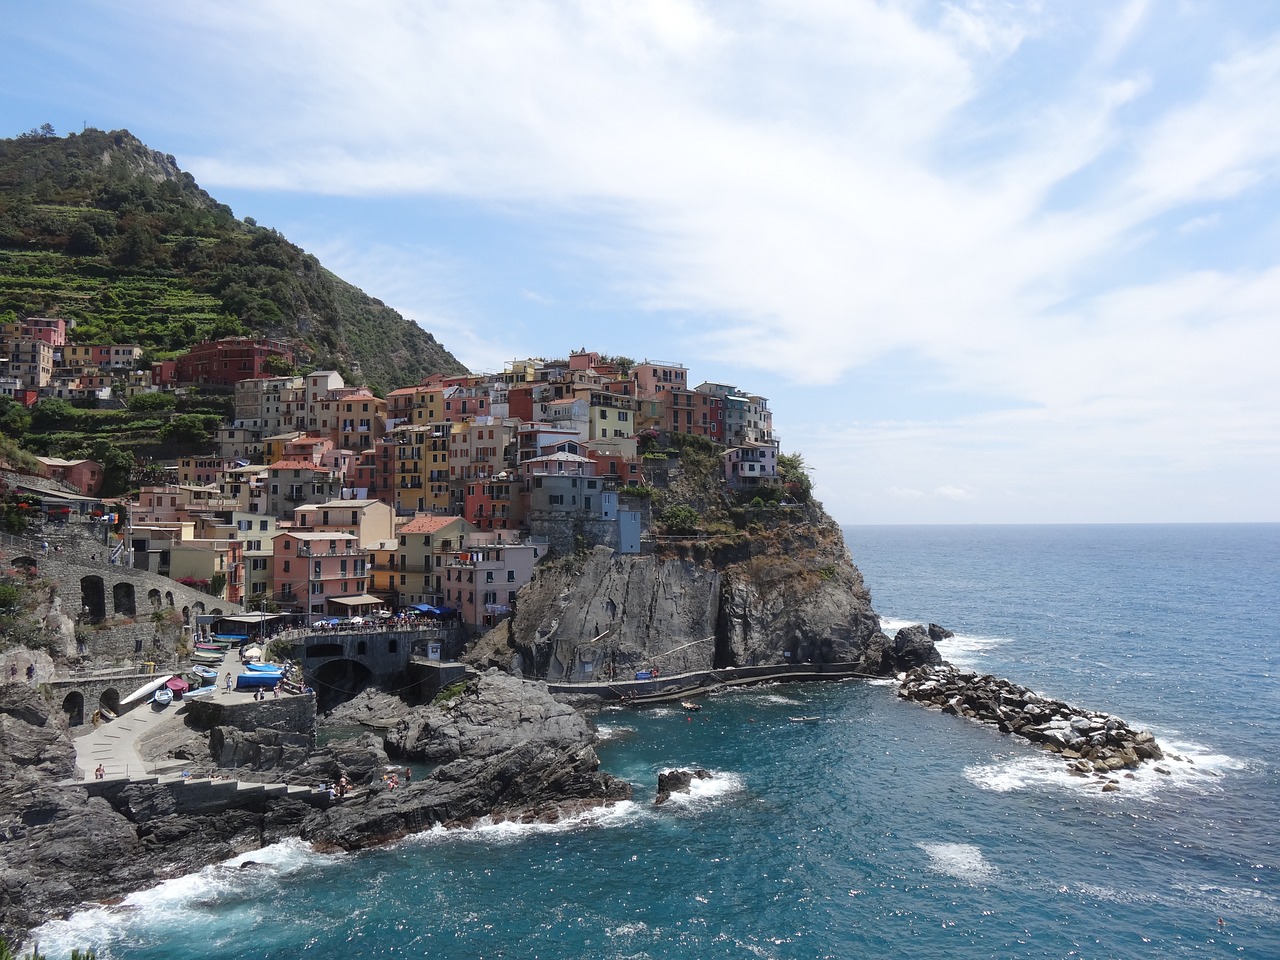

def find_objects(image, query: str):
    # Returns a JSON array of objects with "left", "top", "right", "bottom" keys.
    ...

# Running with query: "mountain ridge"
[{"left": 0, "top": 126, "right": 468, "bottom": 391}]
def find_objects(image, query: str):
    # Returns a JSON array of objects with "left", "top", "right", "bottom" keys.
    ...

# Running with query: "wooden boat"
[
  {"left": 245, "top": 661, "right": 282, "bottom": 673},
  {"left": 120, "top": 675, "right": 175, "bottom": 706},
  {"left": 190, "top": 665, "right": 219, "bottom": 680},
  {"left": 184, "top": 684, "right": 216, "bottom": 699},
  {"left": 190, "top": 651, "right": 224, "bottom": 665},
  {"left": 152, "top": 687, "right": 173, "bottom": 706},
  {"left": 194, "top": 642, "right": 224, "bottom": 651},
  {"left": 681, "top": 701, "right": 702, "bottom": 712}
]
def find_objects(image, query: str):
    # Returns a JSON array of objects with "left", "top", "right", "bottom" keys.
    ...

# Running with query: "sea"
[{"left": 31, "top": 523, "right": 1279, "bottom": 959}]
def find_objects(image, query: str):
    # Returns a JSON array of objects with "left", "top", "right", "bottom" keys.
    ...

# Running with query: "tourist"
[
  {"left": 94, "top": 764, "right": 105, "bottom": 780},
  {"left": 26, "top": 663, "right": 35, "bottom": 682},
  {"left": 273, "top": 682, "right": 280, "bottom": 699},
  {"left": 224, "top": 674, "right": 232, "bottom": 693}
]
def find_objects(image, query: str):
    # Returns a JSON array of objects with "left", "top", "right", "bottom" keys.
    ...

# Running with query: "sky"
[{"left": 3, "top": 0, "right": 1279, "bottom": 525}]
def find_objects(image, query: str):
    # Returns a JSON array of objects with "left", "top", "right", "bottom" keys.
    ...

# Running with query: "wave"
[
  {"left": 879, "top": 616, "right": 1011, "bottom": 670},
  {"left": 29, "top": 839, "right": 333, "bottom": 956},
  {"left": 963, "top": 737, "right": 1247, "bottom": 801},
  {"left": 916, "top": 841, "right": 997, "bottom": 882},
  {"left": 399, "top": 798, "right": 644, "bottom": 848}
]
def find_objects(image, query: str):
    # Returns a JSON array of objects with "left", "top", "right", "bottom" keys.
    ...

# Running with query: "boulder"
[{"left": 655, "top": 768, "right": 711, "bottom": 805}]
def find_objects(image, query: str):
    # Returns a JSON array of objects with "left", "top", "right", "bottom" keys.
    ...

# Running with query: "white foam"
[
  {"left": 402, "top": 798, "right": 643, "bottom": 847},
  {"left": 593, "top": 723, "right": 634, "bottom": 742},
  {"left": 964, "top": 740, "right": 1248, "bottom": 802},
  {"left": 879, "top": 616, "right": 1010, "bottom": 670},
  {"left": 29, "top": 839, "right": 331, "bottom": 955},
  {"left": 656, "top": 769, "right": 745, "bottom": 809},
  {"left": 917, "top": 841, "right": 997, "bottom": 882}
]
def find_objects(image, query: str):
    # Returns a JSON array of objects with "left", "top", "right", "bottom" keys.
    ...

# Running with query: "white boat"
[
  {"left": 152, "top": 687, "right": 174, "bottom": 707},
  {"left": 120, "top": 675, "right": 175, "bottom": 706}
]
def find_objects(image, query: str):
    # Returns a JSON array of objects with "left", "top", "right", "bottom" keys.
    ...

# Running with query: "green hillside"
[{"left": 0, "top": 126, "right": 467, "bottom": 389}]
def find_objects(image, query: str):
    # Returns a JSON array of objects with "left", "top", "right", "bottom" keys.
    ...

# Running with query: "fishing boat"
[
  {"left": 789, "top": 716, "right": 821, "bottom": 723},
  {"left": 235, "top": 671, "right": 283, "bottom": 690},
  {"left": 184, "top": 684, "right": 216, "bottom": 699},
  {"left": 194, "top": 642, "right": 225, "bottom": 652},
  {"left": 191, "top": 651, "right": 224, "bottom": 665},
  {"left": 152, "top": 687, "right": 173, "bottom": 707},
  {"left": 190, "top": 665, "right": 219, "bottom": 680},
  {"left": 245, "top": 661, "right": 283, "bottom": 673},
  {"left": 120, "top": 674, "right": 175, "bottom": 706}
]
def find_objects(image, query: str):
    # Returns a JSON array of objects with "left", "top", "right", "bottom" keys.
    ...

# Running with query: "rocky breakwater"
[
  {"left": 898, "top": 663, "right": 1164, "bottom": 778},
  {"left": 301, "top": 671, "right": 632, "bottom": 851}
]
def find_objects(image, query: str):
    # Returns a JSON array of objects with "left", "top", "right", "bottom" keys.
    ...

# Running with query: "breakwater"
[{"left": 897, "top": 663, "right": 1164, "bottom": 774}]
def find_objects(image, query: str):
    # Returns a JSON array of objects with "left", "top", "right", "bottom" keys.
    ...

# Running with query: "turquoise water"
[{"left": 34, "top": 524, "right": 1280, "bottom": 958}]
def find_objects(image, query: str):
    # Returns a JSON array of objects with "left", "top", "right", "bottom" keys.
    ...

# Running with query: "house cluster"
[
  {"left": 8, "top": 331, "right": 784, "bottom": 634},
  {"left": 0, "top": 316, "right": 149, "bottom": 405}
]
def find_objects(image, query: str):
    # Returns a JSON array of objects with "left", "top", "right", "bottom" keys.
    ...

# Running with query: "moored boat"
[
  {"left": 152, "top": 687, "right": 174, "bottom": 706},
  {"left": 191, "top": 651, "right": 224, "bottom": 665}
]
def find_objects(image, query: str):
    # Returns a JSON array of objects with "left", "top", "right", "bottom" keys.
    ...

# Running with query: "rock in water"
[{"left": 655, "top": 768, "right": 712, "bottom": 805}]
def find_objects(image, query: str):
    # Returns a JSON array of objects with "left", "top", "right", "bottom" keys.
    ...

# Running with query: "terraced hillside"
[{"left": 0, "top": 127, "right": 466, "bottom": 390}]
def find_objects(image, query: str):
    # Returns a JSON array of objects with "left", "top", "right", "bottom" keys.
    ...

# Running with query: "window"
[
  {"left": 486, "top": 571, "right": 494, "bottom": 583},
  {"left": 507, "top": 570, "right": 515, "bottom": 582}
]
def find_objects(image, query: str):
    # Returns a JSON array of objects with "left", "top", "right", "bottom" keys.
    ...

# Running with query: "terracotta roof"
[{"left": 398, "top": 514, "right": 464, "bottom": 534}]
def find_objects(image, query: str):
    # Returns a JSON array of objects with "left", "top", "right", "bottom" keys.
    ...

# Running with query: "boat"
[
  {"left": 194, "top": 642, "right": 225, "bottom": 651},
  {"left": 190, "top": 665, "right": 219, "bottom": 680},
  {"left": 235, "top": 671, "right": 283, "bottom": 690},
  {"left": 789, "top": 716, "right": 821, "bottom": 723},
  {"left": 245, "top": 661, "right": 283, "bottom": 673},
  {"left": 681, "top": 701, "right": 702, "bottom": 712},
  {"left": 184, "top": 684, "right": 216, "bottom": 699},
  {"left": 120, "top": 674, "right": 175, "bottom": 706},
  {"left": 191, "top": 651, "right": 224, "bottom": 665},
  {"left": 152, "top": 687, "right": 173, "bottom": 706}
]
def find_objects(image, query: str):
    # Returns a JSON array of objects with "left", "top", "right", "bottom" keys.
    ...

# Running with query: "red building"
[{"left": 175, "top": 338, "right": 295, "bottom": 387}]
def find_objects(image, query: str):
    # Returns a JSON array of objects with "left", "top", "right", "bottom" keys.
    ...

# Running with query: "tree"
[
  {"left": 659, "top": 504, "right": 702, "bottom": 536},
  {"left": 777, "top": 452, "right": 813, "bottom": 503},
  {"left": 65, "top": 220, "right": 103, "bottom": 255},
  {"left": 158, "top": 413, "right": 212, "bottom": 447},
  {"left": 126, "top": 392, "right": 176, "bottom": 413},
  {"left": 0, "top": 398, "right": 32, "bottom": 438}
]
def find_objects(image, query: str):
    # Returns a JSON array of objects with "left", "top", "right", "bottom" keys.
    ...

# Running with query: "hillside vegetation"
[{"left": 0, "top": 126, "right": 466, "bottom": 390}]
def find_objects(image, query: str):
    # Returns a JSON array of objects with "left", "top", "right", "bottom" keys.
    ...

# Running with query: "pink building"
[{"left": 271, "top": 531, "right": 373, "bottom": 620}]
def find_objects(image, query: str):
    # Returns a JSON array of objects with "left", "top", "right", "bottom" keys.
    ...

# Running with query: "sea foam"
[{"left": 917, "top": 842, "right": 997, "bottom": 882}]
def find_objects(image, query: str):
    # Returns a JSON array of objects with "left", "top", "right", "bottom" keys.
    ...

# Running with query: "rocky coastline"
[
  {"left": 0, "top": 672, "right": 630, "bottom": 945},
  {"left": 897, "top": 662, "right": 1165, "bottom": 781}
]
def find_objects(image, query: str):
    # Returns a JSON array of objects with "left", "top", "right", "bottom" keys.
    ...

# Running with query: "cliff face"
[{"left": 469, "top": 505, "right": 901, "bottom": 679}]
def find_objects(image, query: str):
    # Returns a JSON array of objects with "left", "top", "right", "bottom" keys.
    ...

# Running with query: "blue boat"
[
  {"left": 245, "top": 661, "right": 283, "bottom": 673},
  {"left": 235, "top": 672, "right": 283, "bottom": 690}
]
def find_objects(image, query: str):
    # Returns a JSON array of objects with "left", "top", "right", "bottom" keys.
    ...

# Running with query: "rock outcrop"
[
  {"left": 898, "top": 664, "right": 1164, "bottom": 772},
  {"left": 655, "top": 768, "right": 711, "bottom": 805},
  {"left": 468, "top": 508, "right": 908, "bottom": 679},
  {"left": 303, "top": 672, "right": 631, "bottom": 851}
]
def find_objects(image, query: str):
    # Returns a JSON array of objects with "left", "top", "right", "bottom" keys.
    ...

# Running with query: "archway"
[
  {"left": 61, "top": 690, "right": 85, "bottom": 727},
  {"left": 80, "top": 576, "right": 106, "bottom": 623},
  {"left": 181, "top": 606, "right": 190, "bottom": 625},
  {"left": 99, "top": 687, "right": 120, "bottom": 718},
  {"left": 12, "top": 555, "right": 37, "bottom": 573},
  {"left": 165, "top": 591, "right": 174, "bottom": 607},
  {"left": 308, "top": 658, "right": 374, "bottom": 712},
  {"left": 148, "top": 588, "right": 162, "bottom": 609},
  {"left": 112, "top": 581, "right": 136, "bottom": 616}
]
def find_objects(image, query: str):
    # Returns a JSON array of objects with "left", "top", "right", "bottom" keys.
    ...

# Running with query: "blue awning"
[{"left": 412, "top": 604, "right": 441, "bottom": 614}]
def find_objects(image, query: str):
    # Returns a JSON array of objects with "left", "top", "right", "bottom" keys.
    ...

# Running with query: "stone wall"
[{"left": 186, "top": 692, "right": 317, "bottom": 750}]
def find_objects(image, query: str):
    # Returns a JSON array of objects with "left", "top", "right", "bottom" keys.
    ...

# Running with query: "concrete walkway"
[{"left": 73, "top": 681, "right": 302, "bottom": 782}]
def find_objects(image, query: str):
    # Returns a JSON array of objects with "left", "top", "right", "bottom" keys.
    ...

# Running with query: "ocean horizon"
[{"left": 30, "top": 522, "right": 1279, "bottom": 959}]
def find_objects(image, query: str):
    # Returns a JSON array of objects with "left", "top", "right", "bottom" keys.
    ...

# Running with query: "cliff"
[{"left": 467, "top": 504, "right": 927, "bottom": 680}]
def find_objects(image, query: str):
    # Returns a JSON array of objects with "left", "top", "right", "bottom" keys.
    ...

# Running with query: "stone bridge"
[
  {"left": 2, "top": 526, "right": 240, "bottom": 652},
  {"left": 46, "top": 668, "right": 165, "bottom": 726}
]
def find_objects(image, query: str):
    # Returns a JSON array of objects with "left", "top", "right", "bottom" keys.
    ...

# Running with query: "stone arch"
[
  {"left": 181, "top": 606, "right": 190, "bottom": 625},
  {"left": 148, "top": 588, "right": 162, "bottom": 609},
  {"left": 80, "top": 576, "right": 106, "bottom": 623},
  {"left": 210, "top": 607, "right": 223, "bottom": 616},
  {"left": 309, "top": 658, "right": 374, "bottom": 712},
  {"left": 165, "top": 591, "right": 174, "bottom": 607},
  {"left": 12, "top": 555, "right": 38, "bottom": 572},
  {"left": 193, "top": 601, "right": 206, "bottom": 616},
  {"left": 99, "top": 687, "right": 120, "bottom": 717},
  {"left": 112, "top": 581, "right": 136, "bottom": 617},
  {"left": 61, "top": 690, "right": 85, "bottom": 727}
]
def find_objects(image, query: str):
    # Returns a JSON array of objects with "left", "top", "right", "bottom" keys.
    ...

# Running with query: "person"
[
  {"left": 8, "top": 664, "right": 15, "bottom": 680},
  {"left": 94, "top": 764, "right": 105, "bottom": 780},
  {"left": 225, "top": 674, "right": 232, "bottom": 694},
  {"left": 273, "top": 682, "right": 280, "bottom": 699},
  {"left": 26, "top": 663, "right": 35, "bottom": 682}
]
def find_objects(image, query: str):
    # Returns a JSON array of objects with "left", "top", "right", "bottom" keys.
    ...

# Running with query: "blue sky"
[{"left": 3, "top": 1, "right": 1279, "bottom": 525}]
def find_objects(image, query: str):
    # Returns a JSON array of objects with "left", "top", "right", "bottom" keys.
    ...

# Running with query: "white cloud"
[{"left": 34, "top": 0, "right": 1280, "bottom": 521}]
